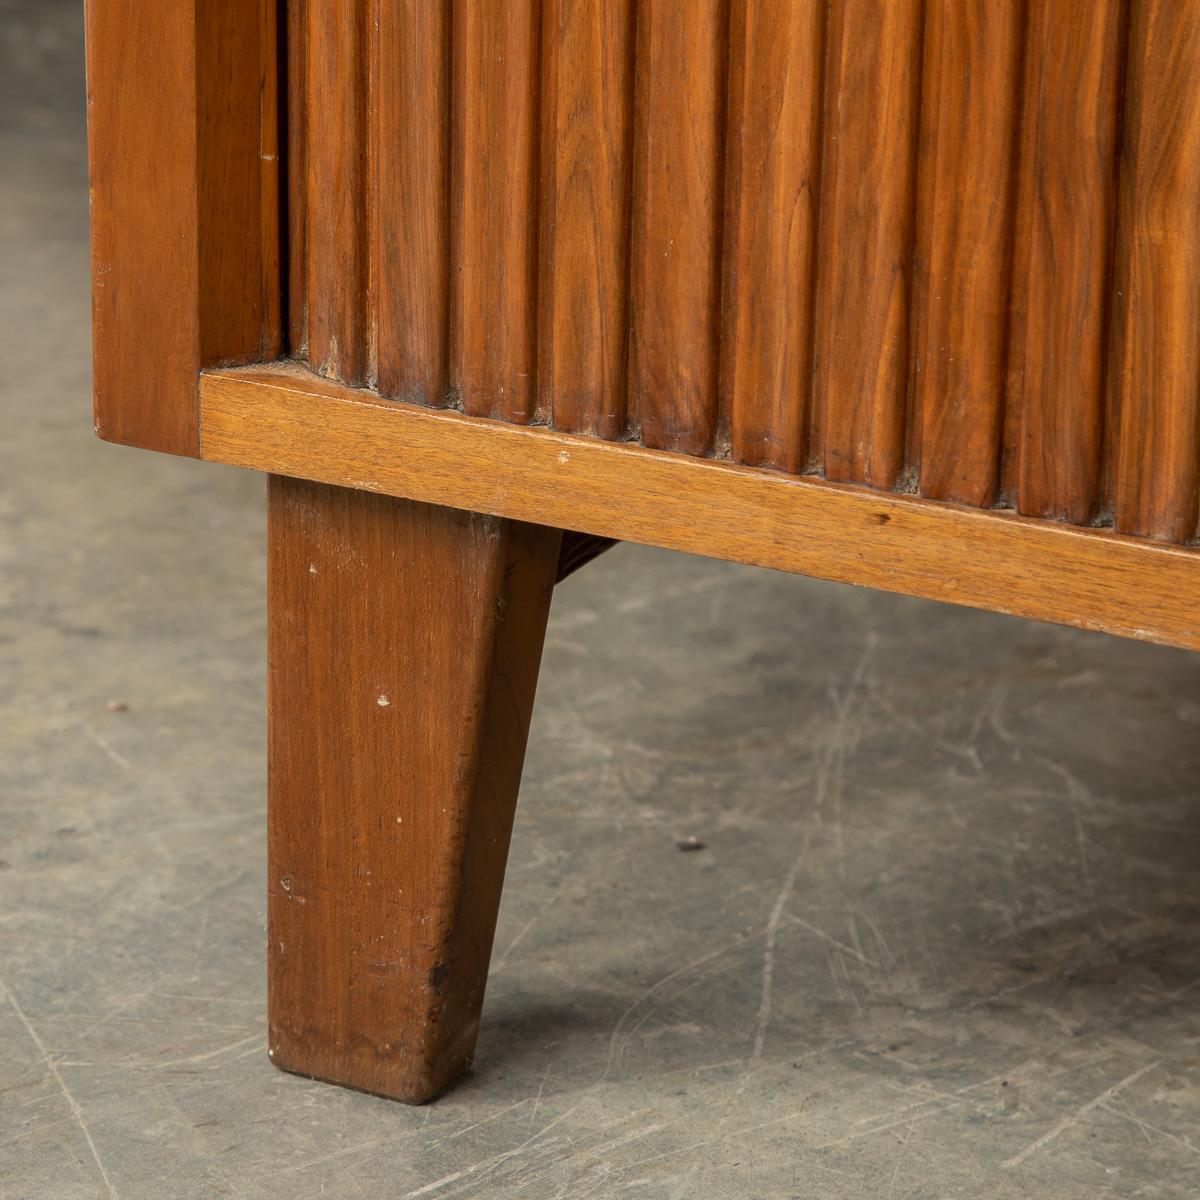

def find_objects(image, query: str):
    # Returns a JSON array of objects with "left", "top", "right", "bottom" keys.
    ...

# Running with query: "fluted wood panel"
[
  {"left": 452, "top": 1, "right": 542, "bottom": 422},
  {"left": 540, "top": 0, "right": 634, "bottom": 438},
  {"left": 374, "top": 0, "right": 450, "bottom": 406},
  {"left": 289, "top": 0, "right": 1200, "bottom": 545},
  {"left": 285, "top": 0, "right": 308, "bottom": 358},
  {"left": 1112, "top": 1, "right": 1200, "bottom": 543},
  {"left": 721, "top": 0, "right": 823, "bottom": 474},
  {"left": 303, "top": 0, "right": 370, "bottom": 385},
  {"left": 1008, "top": 0, "right": 1125, "bottom": 526},
  {"left": 913, "top": 0, "right": 1024, "bottom": 508},
  {"left": 814, "top": 0, "right": 923, "bottom": 491},
  {"left": 629, "top": 0, "right": 728, "bottom": 454}
]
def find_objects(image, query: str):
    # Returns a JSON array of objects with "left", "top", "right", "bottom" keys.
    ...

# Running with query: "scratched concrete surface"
[{"left": 4, "top": 4, "right": 1200, "bottom": 1198}]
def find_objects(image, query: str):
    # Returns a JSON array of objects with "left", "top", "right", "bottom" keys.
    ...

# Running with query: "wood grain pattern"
[
  {"left": 1112, "top": 0, "right": 1200, "bottom": 543},
  {"left": 539, "top": 0, "right": 634, "bottom": 438},
  {"left": 451, "top": 0, "right": 542, "bottom": 421},
  {"left": 203, "top": 365, "right": 1200, "bottom": 651},
  {"left": 86, "top": 0, "right": 280, "bottom": 456},
  {"left": 196, "top": 0, "right": 281, "bottom": 367},
  {"left": 374, "top": 0, "right": 451, "bottom": 405},
  {"left": 83, "top": 3, "right": 1200, "bottom": 546},
  {"left": 814, "top": 0, "right": 924, "bottom": 489},
  {"left": 273, "top": 1, "right": 1200, "bottom": 546},
  {"left": 303, "top": 0, "right": 370, "bottom": 385},
  {"left": 628, "top": 0, "right": 728, "bottom": 454},
  {"left": 722, "top": 0, "right": 824, "bottom": 473},
  {"left": 268, "top": 475, "right": 560, "bottom": 1103},
  {"left": 1009, "top": 0, "right": 1125, "bottom": 525},
  {"left": 914, "top": 0, "right": 1024, "bottom": 507},
  {"left": 285, "top": 0, "right": 308, "bottom": 355}
]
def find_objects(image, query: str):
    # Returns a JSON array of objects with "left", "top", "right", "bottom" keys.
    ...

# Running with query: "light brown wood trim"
[{"left": 201, "top": 363, "right": 1200, "bottom": 651}]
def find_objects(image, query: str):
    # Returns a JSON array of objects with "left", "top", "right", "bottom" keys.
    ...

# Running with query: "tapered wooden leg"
[{"left": 266, "top": 476, "right": 562, "bottom": 1103}]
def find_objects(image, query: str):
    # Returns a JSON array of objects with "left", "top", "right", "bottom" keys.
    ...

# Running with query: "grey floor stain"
[{"left": 2, "top": 3, "right": 1200, "bottom": 1197}]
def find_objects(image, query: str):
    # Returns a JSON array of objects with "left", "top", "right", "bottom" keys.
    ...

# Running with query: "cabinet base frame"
[{"left": 207, "top": 363, "right": 1200, "bottom": 652}]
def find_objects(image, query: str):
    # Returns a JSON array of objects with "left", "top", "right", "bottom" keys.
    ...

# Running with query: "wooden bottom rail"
[{"left": 205, "top": 364, "right": 1200, "bottom": 651}]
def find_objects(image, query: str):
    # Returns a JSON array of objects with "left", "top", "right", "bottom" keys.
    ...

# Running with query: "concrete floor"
[{"left": 4, "top": 5, "right": 1200, "bottom": 1198}]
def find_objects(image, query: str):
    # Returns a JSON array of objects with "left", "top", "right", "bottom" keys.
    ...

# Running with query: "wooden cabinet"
[{"left": 86, "top": 1, "right": 1200, "bottom": 1101}]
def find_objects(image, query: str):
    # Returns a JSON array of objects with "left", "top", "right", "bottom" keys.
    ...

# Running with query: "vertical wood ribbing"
[
  {"left": 263, "top": 0, "right": 283, "bottom": 358},
  {"left": 305, "top": 0, "right": 370, "bottom": 385},
  {"left": 539, "top": 0, "right": 634, "bottom": 439},
  {"left": 195, "top": 0, "right": 282, "bottom": 367},
  {"left": 285, "top": 0, "right": 307, "bottom": 356},
  {"left": 1008, "top": 0, "right": 1125, "bottom": 525},
  {"left": 813, "top": 0, "right": 924, "bottom": 489},
  {"left": 722, "top": 0, "right": 824, "bottom": 473},
  {"left": 1112, "top": 1, "right": 1200, "bottom": 542},
  {"left": 288, "top": 0, "right": 1200, "bottom": 548},
  {"left": 374, "top": 0, "right": 450, "bottom": 405},
  {"left": 913, "top": 1, "right": 1023, "bottom": 507},
  {"left": 451, "top": 1, "right": 541, "bottom": 422},
  {"left": 629, "top": 0, "right": 728, "bottom": 456}
]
